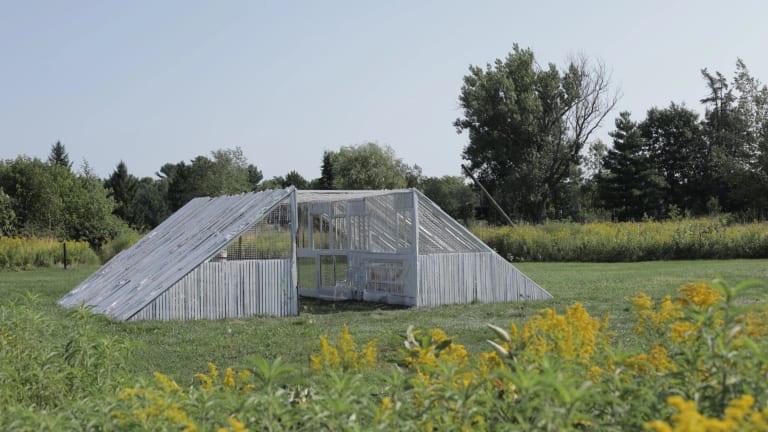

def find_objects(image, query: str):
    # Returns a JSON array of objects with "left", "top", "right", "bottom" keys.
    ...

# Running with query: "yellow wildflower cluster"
[
  {"left": 404, "top": 328, "right": 470, "bottom": 370},
  {"left": 677, "top": 283, "right": 724, "bottom": 309},
  {"left": 478, "top": 351, "right": 504, "bottom": 377},
  {"left": 113, "top": 367, "right": 257, "bottom": 431},
  {"left": 644, "top": 395, "right": 768, "bottom": 431},
  {"left": 624, "top": 344, "right": 677, "bottom": 375},
  {"left": 632, "top": 294, "right": 684, "bottom": 334},
  {"left": 195, "top": 362, "right": 254, "bottom": 395},
  {"left": 744, "top": 309, "right": 768, "bottom": 339},
  {"left": 216, "top": 416, "right": 250, "bottom": 432},
  {"left": 1, "top": 328, "right": 13, "bottom": 346},
  {"left": 115, "top": 372, "right": 196, "bottom": 432},
  {"left": 509, "top": 302, "right": 609, "bottom": 363},
  {"left": 309, "top": 324, "right": 378, "bottom": 371},
  {"left": 632, "top": 283, "right": 722, "bottom": 338}
]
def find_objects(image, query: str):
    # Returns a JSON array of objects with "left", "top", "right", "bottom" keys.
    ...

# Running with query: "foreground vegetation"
[
  {"left": 2, "top": 261, "right": 768, "bottom": 429},
  {"left": 474, "top": 218, "right": 768, "bottom": 262}
]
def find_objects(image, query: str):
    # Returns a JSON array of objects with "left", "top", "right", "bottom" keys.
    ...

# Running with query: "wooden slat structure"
[
  {"left": 59, "top": 188, "right": 297, "bottom": 320},
  {"left": 60, "top": 187, "right": 550, "bottom": 321}
]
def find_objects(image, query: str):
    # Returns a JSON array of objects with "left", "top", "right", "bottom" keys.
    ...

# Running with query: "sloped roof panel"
[
  {"left": 414, "top": 190, "right": 490, "bottom": 254},
  {"left": 59, "top": 188, "right": 293, "bottom": 320},
  {"left": 296, "top": 189, "right": 407, "bottom": 203}
]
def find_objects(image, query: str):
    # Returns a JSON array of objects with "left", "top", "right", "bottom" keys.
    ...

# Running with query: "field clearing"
[{"left": 3, "top": 259, "right": 767, "bottom": 383}]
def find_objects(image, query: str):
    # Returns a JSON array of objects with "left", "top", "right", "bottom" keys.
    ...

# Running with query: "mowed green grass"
[{"left": 2, "top": 259, "right": 767, "bottom": 385}]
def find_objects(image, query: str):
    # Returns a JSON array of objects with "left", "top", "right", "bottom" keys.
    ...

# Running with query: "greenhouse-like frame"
[{"left": 60, "top": 187, "right": 551, "bottom": 321}]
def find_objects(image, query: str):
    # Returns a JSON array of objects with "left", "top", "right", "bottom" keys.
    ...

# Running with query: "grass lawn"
[{"left": 2, "top": 259, "right": 767, "bottom": 384}]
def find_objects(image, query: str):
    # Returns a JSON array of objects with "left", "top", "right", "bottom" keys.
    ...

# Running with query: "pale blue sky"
[{"left": 2, "top": 1, "right": 766, "bottom": 180}]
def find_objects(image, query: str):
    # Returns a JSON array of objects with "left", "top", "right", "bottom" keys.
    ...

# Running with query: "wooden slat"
[
  {"left": 61, "top": 188, "right": 296, "bottom": 320},
  {"left": 416, "top": 253, "right": 552, "bottom": 307},
  {"left": 130, "top": 259, "right": 293, "bottom": 320}
]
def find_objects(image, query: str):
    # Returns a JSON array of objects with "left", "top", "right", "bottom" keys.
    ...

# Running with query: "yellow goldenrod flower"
[
  {"left": 632, "top": 293, "right": 654, "bottom": 309},
  {"left": 153, "top": 371, "right": 181, "bottom": 392},
  {"left": 194, "top": 373, "right": 213, "bottom": 390},
  {"left": 226, "top": 416, "right": 249, "bottom": 432},
  {"left": 678, "top": 283, "right": 723, "bottom": 309},
  {"left": 310, "top": 326, "right": 377, "bottom": 371},
  {"left": 669, "top": 321, "right": 698, "bottom": 344},
  {"left": 223, "top": 367, "right": 235, "bottom": 389},
  {"left": 208, "top": 363, "right": 219, "bottom": 379}
]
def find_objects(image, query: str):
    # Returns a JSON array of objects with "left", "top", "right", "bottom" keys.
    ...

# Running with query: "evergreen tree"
[
  {"left": 597, "top": 112, "right": 664, "bottom": 220},
  {"left": 47, "top": 141, "right": 72, "bottom": 170},
  {"left": 318, "top": 151, "right": 335, "bottom": 190},
  {"left": 104, "top": 161, "right": 139, "bottom": 225},
  {"left": 247, "top": 165, "right": 263, "bottom": 191}
]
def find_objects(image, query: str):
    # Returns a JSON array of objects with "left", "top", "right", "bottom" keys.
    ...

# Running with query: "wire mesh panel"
[
  {"left": 417, "top": 198, "right": 487, "bottom": 254},
  {"left": 366, "top": 194, "right": 398, "bottom": 253},
  {"left": 297, "top": 257, "right": 317, "bottom": 290},
  {"left": 320, "top": 255, "right": 349, "bottom": 288},
  {"left": 297, "top": 204, "right": 310, "bottom": 249},
  {"left": 396, "top": 209, "right": 413, "bottom": 249},
  {"left": 366, "top": 260, "right": 404, "bottom": 295},
  {"left": 225, "top": 198, "right": 292, "bottom": 260}
]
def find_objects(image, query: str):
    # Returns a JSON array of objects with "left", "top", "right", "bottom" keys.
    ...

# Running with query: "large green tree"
[
  {"left": 64, "top": 163, "right": 120, "bottom": 248},
  {"left": 260, "top": 170, "right": 310, "bottom": 190},
  {"left": 0, "top": 156, "right": 117, "bottom": 246},
  {"left": 640, "top": 103, "right": 707, "bottom": 213},
  {"left": 701, "top": 60, "right": 768, "bottom": 215},
  {"left": 131, "top": 177, "right": 170, "bottom": 230},
  {"left": 330, "top": 143, "right": 407, "bottom": 190},
  {"left": 418, "top": 176, "right": 476, "bottom": 222},
  {"left": 160, "top": 147, "right": 259, "bottom": 211},
  {"left": 455, "top": 45, "right": 618, "bottom": 222}
]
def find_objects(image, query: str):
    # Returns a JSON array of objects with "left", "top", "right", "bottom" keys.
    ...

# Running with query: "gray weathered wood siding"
[
  {"left": 417, "top": 252, "right": 552, "bottom": 307},
  {"left": 130, "top": 259, "right": 294, "bottom": 320},
  {"left": 59, "top": 188, "right": 295, "bottom": 320}
]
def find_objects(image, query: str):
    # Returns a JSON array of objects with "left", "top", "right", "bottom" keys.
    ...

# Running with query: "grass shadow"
[{"left": 298, "top": 296, "right": 409, "bottom": 315}]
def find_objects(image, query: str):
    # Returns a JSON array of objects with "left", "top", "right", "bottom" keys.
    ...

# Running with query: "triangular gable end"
[
  {"left": 413, "top": 190, "right": 552, "bottom": 305},
  {"left": 59, "top": 187, "right": 295, "bottom": 320}
]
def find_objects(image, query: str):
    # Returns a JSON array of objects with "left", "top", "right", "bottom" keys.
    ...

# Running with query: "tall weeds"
[
  {"left": 473, "top": 218, "right": 768, "bottom": 262},
  {"left": 0, "top": 237, "right": 98, "bottom": 270}
]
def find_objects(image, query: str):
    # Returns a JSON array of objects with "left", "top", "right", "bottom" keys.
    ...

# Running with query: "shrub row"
[
  {"left": 473, "top": 218, "right": 768, "bottom": 261},
  {"left": 0, "top": 237, "right": 99, "bottom": 270},
  {"left": 2, "top": 279, "right": 768, "bottom": 430}
]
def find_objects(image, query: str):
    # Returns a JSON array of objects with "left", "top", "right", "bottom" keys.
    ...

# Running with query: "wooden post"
[
  {"left": 63, "top": 242, "right": 68, "bottom": 270},
  {"left": 461, "top": 164, "right": 516, "bottom": 226}
]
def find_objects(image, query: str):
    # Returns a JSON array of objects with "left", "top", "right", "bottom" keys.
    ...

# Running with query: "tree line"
[
  {"left": 594, "top": 60, "right": 768, "bottom": 221},
  {"left": 0, "top": 142, "right": 474, "bottom": 247},
  {"left": 2, "top": 44, "right": 766, "bottom": 248},
  {"left": 456, "top": 46, "right": 768, "bottom": 223}
]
